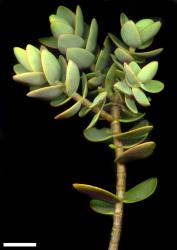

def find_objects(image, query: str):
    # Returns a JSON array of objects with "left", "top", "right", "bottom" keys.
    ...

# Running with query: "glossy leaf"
[
  {"left": 115, "top": 48, "right": 134, "bottom": 63},
  {"left": 14, "top": 47, "right": 32, "bottom": 71},
  {"left": 56, "top": 6, "right": 75, "bottom": 27},
  {"left": 13, "top": 72, "right": 46, "bottom": 86},
  {"left": 121, "top": 21, "right": 141, "bottom": 48},
  {"left": 26, "top": 44, "right": 42, "bottom": 72},
  {"left": 73, "top": 184, "right": 120, "bottom": 203},
  {"left": 131, "top": 48, "right": 163, "bottom": 58},
  {"left": 66, "top": 48, "right": 95, "bottom": 69},
  {"left": 124, "top": 63, "right": 140, "bottom": 86},
  {"left": 108, "top": 33, "right": 128, "bottom": 49},
  {"left": 65, "top": 60, "right": 80, "bottom": 96},
  {"left": 136, "top": 19, "right": 154, "bottom": 32},
  {"left": 140, "top": 80, "right": 164, "bottom": 93},
  {"left": 75, "top": 5, "right": 84, "bottom": 36},
  {"left": 137, "top": 61, "right": 158, "bottom": 83},
  {"left": 132, "top": 87, "right": 150, "bottom": 106},
  {"left": 117, "top": 142, "right": 156, "bottom": 164},
  {"left": 86, "top": 19, "right": 98, "bottom": 53},
  {"left": 140, "top": 21, "right": 161, "bottom": 43},
  {"left": 51, "top": 21, "right": 74, "bottom": 38},
  {"left": 114, "top": 81, "right": 132, "bottom": 96},
  {"left": 27, "top": 84, "right": 64, "bottom": 100},
  {"left": 83, "top": 127, "right": 112, "bottom": 142},
  {"left": 54, "top": 100, "right": 82, "bottom": 119},
  {"left": 90, "top": 200, "right": 115, "bottom": 215},
  {"left": 120, "top": 12, "right": 129, "bottom": 27},
  {"left": 39, "top": 37, "right": 58, "bottom": 49},
  {"left": 125, "top": 96, "right": 138, "bottom": 114},
  {"left": 129, "top": 62, "right": 141, "bottom": 75},
  {"left": 123, "top": 178, "right": 158, "bottom": 203},
  {"left": 95, "top": 48, "right": 110, "bottom": 72},
  {"left": 13, "top": 64, "right": 28, "bottom": 74},
  {"left": 41, "top": 48, "right": 61, "bottom": 85},
  {"left": 59, "top": 55, "right": 67, "bottom": 82},
  {"left": 58, "top": 34, "right": 85, "bottom": 54}
]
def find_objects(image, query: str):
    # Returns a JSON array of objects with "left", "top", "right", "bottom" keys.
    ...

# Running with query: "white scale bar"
[{"left": 3, "top": 243, "right": 36, "bottom": 247}]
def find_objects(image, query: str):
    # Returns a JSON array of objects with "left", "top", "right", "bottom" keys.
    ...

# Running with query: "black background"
[{"left": 0, "top": 0, "right": 176, "bottom": 249}]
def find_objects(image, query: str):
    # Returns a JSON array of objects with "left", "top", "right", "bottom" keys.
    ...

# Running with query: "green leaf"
[
  {"left": 83, "top": 127, "right": 112, "bottom": 142},
  {"left": 137, "top": 61, "right": 158, "bottom": 83},
  {"left": 120, "top": 12, "right": 129, "bottom": 27},
  {"left": 59, "top": 55, "right": 67, "bottom": 82},
  {"left": 90, "top": 92, "right": 107, "bottom": 109},
  {"left": 120, "top": 108, "right": 145, "bottom": 123},
  {"left": 108, "top": 33, "right": 128, "bottom": 49},
  {"left": 111, "top": 55, "right": 124, "bottom": 70},
  {"left": 118, "top": 125, "right": 153, "bottom": 140},
  {"left": 90, "top": 200, "right": 115, "bottom": 215},
  {"left": 105, "top": 63, "right": 117, "bottom": 96},
  {"left": 103, "top": 36, "right": 111, "bottom": 52},
  {"left": 140, "top": 21, "right": 162, "bottom": 43},
  {"left": 114, "top": 81, "right": 132, "bottom": 96},
  {"left": 115, "top": 69, "right": 125, "bottom": 80},
  {"left": 13, "top": 64, "right": 29, "bottom": 74},
  {"left": 125, "top": 96, "right": 138, "bottom": 114},
  {"left": 129, "top": 62, "right": 141, "bottom": 75},
  {"left": 138, "top": 39, "right": 153, "bottom": 50},
  {"left": 58, "top": 34, "right": 85, "bottom": 54},
  {"left": 66, "top": 48, "right": 95, "bottom": 69},
  {"left": 95, "top": 48, "right": 110, "bottom": 73},
  {"left": 88, "top": 75, "right": 105, "bottom": 88},
  {"left": 73, "top": 183, "right": 120, "bottom": 203},
  {"left": 132, "top": 87, "right": 150, "bottom": 106},
  {"left": 56, "top": 6, "right": 75, "bottom": 27},
  {"left": 117, "top": 141, "right": 156, "bottom": 164},
  {"left": 14, "top": 47, "right": 32, "bottom": 71},
  {"left": 50, "top": 21, "right": 74, "bottom": 38},
  {"left": 13, "top": 72, "right": 46, "bottom": 86},
  {"left": 140, "top": 80, "right": 164, "bottom": 93},
  {"left": 124, "top": 63, "right": 140, "bottom": 86},
  {"left": 50, "top": 94, "right": 71, "bottom": 107},
  {"left": 86, "top": 18, "right": 98, "bottom": 53},
  {"left": 131, "top": 48, "right": 163, "bottom": 58},
  {"left": 75, "top": 5, "right": 84, "bottom": 36},
  {"left": 26, "top": 44, "right": 42, "bottom": 72},
  {"left": 65, "top": 60, "right": 80, "bottom": 96},
  {"left": 121, "top": 21, "right": 142, "bottom": 48},
  {"left": 49, "top": 15, "right": 70, "bottom": 24},
  {"left": 136, "top": 19, "right": 154, "bottom": 32},
  {"left": 27, "top": 84, "right": 64, "bottom": 100},
  {"left": 78, "top": 106, "right": 91, "bottom": 117},
  {"left": 81, "top": 73, "right": 88, "bottom": 98},
  {"left": 54, "top": 100, "right": 82, "bottom": 119},
  {"left": 39, "top": 37, "right": 58, "bottom": 49},
  {"left": 41, "top": 48, "right": 61, "bottom": 85},
  {"left": 115, "top": 48, "right": 134, "bottom": 63},
  {"left": 123, "top": 178, "right": 158, "bottom": 203},
  {"left": 122, "top": 133, "right": 149, "bottom": 149}
]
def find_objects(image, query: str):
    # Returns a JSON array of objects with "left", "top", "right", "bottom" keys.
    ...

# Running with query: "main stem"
[{"left": 108, "top": 96, "right": 126, "bottom": 250}]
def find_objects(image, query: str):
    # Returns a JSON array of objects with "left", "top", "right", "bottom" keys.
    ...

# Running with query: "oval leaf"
[
  {"left": 108, "top": 33, "right": 128, "bottom": 49},
  {"left": 39, "top": 37, "right": 58, "bottom": 49},
  {"left": 51, "top": 21, "right": 74, "bottom": 38},
  {"left": 75, "top": 5, "right": 84, "bottom": 36},
  {"left": 95, "top": 48, "right": 110, "bottom": 73},
  {"left": 123, "top": 178, "right": 158, "bottom": 203},
  {"left": 131, "top": 48, "right": 163, "bottom": 58},
  {"left": 136, "top": 19, "right": 154, "bottom": 32},
  {"left": 26, "top": 44, "right": 42, "bottom": 72},
  {"left": 90, "top": 200, "right": 115, "bottom": 215},
  {"left": 140, "top": 80, "right": 164, "bottom": 93},
  {"left": 120, "top": 12, "right": 129, "bottom": 27},
  {"left": 132, "top": 87, "right": 150, "bottom": 106},
  {"left": 140, "top": 21, "right": 161, "bottom": 43},
  {"left": 129, "top": 61, "right": 141, "bottom": 75},
  {"left": 65, "top": 60, "right": 80, "bottom": 96},
  {"left": 50, "top": 94, "right": 71, "bottom": 107},
  {"left": 125, "top": 96, "right": 138, "bottom": 114},
  {"left": 137, "top": 61, "right": 158, "bottom": 83},
  {"left": 54, "top": 100, "right": 81, "bottom": 119},
  {"left": 59, "top": 55, "right": 67, "bottom": 82},
  {"left": 114, "top": 81, "right": 132, "bottom": 96},
  {"left": 13, "top": 72, "right": 46, "bottom": 86},
  {"left": 13, "top": 64, "right": 29, "bottom": 74},
  {"left": 14, "top": 47, "right": 32, "bottom": 71},
  {"left": 66, "top": 48, "right": 95, "bottom": 69},
  {"left": 121, "top": 21, "right": 141, "bottom": 48},
  {"left": 56, "top": 6, "right": 75, "bottom": 27},
  {"left": 58, "top": 34, "right": 85, "bottom": 54},
  {"left": 73, "top": 183, "right": 120, "bottom": 204},
  {"left": 86, "top": 18, "right": 98, "bottom": 53},
  {"left": 83, "top": 127, "right": 112, "bottom": 142},
  {"left": 41, "top": 48, "right": 61, "bottom": 85},
  {"left": 117, "top": 141, "right": 156, "bottom": 164},
  {"left": 124, "top": 63, "right": 140, "bottom": 86},
  {"left": 118, "top": 125, "right": 153, "bottom": 140},
  {"left": 115, "top": 48, "right": 134, "bottom": 63}
]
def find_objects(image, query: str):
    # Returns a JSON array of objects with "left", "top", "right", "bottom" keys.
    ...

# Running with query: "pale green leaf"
[
  {"left": 65, "top": 60, "right": 80, "bottom": 96},
  {"left": 115, "top": 48, "right": 134, "bottom": 63},
  {"left": 131, "top": 48, "right": 163, "bottom": 58},
  {"left": 86, "top": 18, "right": 98, "bottom": 53},
  {"left": 50, "top": 94, "right": 71, "bottom": 107},
  {"left": 54, "top": 100, "right": 82, "bottom": 119},
  {"left": 56, "top": 6, "right": 75, "bottom": 27},
  {"left": 95, "top": 48, "right": 110, "bottom": 73},
  {"left": 137, "top": 61, "right": 158, "bottom": 83},
  {"left": 114, "top": 81, "right": 132, "bottom": 96},
  {"left": 121, "top": 21, "right": 142, "bottom": 48},
  {"left": 140, "top": 21, "right": 162, "bottom": 43},
  {"left": 105, "top": 63, "right": 117, "bottom": 96},
  {"left": 120, "top": 107, "right": 145, "bottom": 123},
  {"left": 26, "top": 44, "right": 42, "bottom": 72},
  {"left": 108, "top": 33, "right": 128, "bottom": 49},
  {"left": 124, "top": 178, "right": 158, "bottom": 203},
  {"left": 124, "top": 63, "right": 140, "bottom": 86},
  {"left": 13, "top": 64, "right": 29, "bottom": 74},
  {"left": 50, "top": 21, "right": 74, "bottom": 38},
  {"left": 59, "top": 55, "right": 67, "bottom": 82},
  {"left": 132, "top": 87, "right": 150, "bottom": 106},
  {"left": 75, "top": 5, "right": 84, "bottom": 36},
  {"left": 13, "top": 72, "right": 46, "bottom": 86},
  {"left": 14, "top": 47, "right": 32, "bottom": 71},
  {"left": 88, "top": 75, "right": 105, "bottom": 88},
  {"left": 90, "top": 200, "right": 115, "bottom": 215},
  {"left": 117, "top": 141, "right": 156, "bottom": 164},
  {"left": 73, "top": 183, "right": 120, "bottom": 203},
  {"left": 125, "top": 96, "right": 138, "bottom": 114},
  {"left": 83, "top": 127, "right": 112, "bottom": 142},
  {"left": 118, "top": 125, "right": 153, "bottom": 140},
  {"left": 41, "top": 48, "right": 61, "bottom": 85},
  {"left": 137, "top": 39, "right": 153, "bottom": 50},
  {"left": 39, "top": 37, "right": 58, "bottom": 49},
  {"left": 140, "top": 80, "right": 164, "bottom": 93},
  {"left": 66, "top": 48, "right": 95, "bottom": 69},
  {"left": 129, "top": 61, "right": 141, "bottom": 75},
  {"left": 136, "top": 19, "right": 154, "bottom": 32},
  {"left": 90, "top": 92, "right": 107, "bottom": 109},
  {"left": 120, "top": 12, "right": 129, "bottom": 27},
  {"left": 58, "top": 34, "right": 85, "bottom": 54}
]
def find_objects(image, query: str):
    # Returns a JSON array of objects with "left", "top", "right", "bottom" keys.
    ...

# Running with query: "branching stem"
[{"left": 108, "top": 96, "right": 126, "bottom": 250}]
